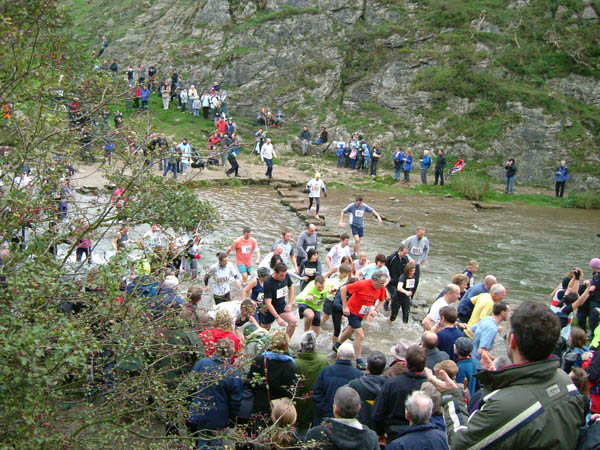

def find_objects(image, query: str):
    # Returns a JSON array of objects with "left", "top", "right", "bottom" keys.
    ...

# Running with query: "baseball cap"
[
  {"left": 455, "top": 337, "right": 474, "bottom": 356},
  {"left": 390, "top": 340, "right": 411, "bottom": 361}
]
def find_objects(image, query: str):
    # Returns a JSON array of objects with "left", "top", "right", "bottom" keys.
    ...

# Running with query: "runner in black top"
[{"left": 262, "top": 263, "right": 297, "bottom": 338}]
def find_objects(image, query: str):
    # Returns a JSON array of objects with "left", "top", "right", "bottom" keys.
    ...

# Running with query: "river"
[{"left": 66, "top": 185, "right": 599, "bottom": 359}]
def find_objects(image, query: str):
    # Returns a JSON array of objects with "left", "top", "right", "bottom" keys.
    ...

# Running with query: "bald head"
[
  {"left": 422, "top": 331, "right": 438, "bottom": 350},
  {"left": 0, "top": 248, "right": 9, "bottom": 260},
  {"left": 273, "top": 245, "right": 283, "bottom": 255},
  {"left": 307, "top": 224, "right": 316, "bottom": 235},
  {"left": 483, "top": 275, "right": 497, "bottom": 290}
]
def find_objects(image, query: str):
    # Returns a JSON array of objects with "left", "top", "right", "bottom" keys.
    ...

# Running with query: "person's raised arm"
[
  {"left": 241, "top": 278, "right": 257, "bottom": 301},
  {"left": 371, "top": 208, "right": 383, "bottom": 224}
]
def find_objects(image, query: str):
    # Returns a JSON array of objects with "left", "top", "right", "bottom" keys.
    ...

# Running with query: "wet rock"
[{"left": 472, "top": 202, "right": 503, "bottom": 209}]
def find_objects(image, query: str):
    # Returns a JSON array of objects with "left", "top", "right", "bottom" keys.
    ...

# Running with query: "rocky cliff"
[{"left": 65, "top": 0, "right": 600, "bottom": 190}]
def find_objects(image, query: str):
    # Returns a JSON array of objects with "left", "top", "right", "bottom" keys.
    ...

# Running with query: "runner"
[
  {"left": 336, "top": 270, "right": 389, "bottom": 370},
  {"left": 353, "top": 252, "right": 370, "bottom": 276},
  {"left": 357, "top": 253, "right": 390, "bottom": 281},
  {"left": 226, "top": 226, "right": 260, "bottom": 283},
  {"left": 389, "top": 262, "right": 417, "bottom": 327},
  {"left": 402, "top": 226, "right": 429, "bottom": 297},
  {"left": 204, "top": 252, "right": 242, "bottom": 305},
  {"left": 384, "top": 244, "right": 409, "bottom": 311},
  {"left": 298, "top": 249, "right": 322, "bottom": 291},
  {"left": 272, "top": 229, "right": 298, "bottom": 273},
  {"left": 325, "top": 233, "right": 352, "bottom": 277},
  {"left": 143, "top": 224, "right": 165, "bottom": 248},
  {"left": 306, "top": 172, "right": 327, "bottom": 219},
  {"left": 262, "top": 263, "right": 297, "bottom": 338},
  {"left": 296, "top": 223, "right": 318, "bottom": 268},
  {"left": 321, "top": 263, "right": 352, "bottom": 347},
  {"left": 338, "top": 196, "right": 383, "bottom": 254},
  {"left": 296, "top": 275, "right": 335, "bottom": 336}
]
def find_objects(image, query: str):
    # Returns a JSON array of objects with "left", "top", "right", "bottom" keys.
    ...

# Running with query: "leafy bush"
[
  {"left": 449, "top": 172, "right": 492, "bottom": 200},
  {"left": 566, "top": 191, "right": 600, "bottom": 209}
]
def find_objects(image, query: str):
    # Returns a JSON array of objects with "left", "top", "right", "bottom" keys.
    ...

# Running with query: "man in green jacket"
[
  {"left": 426, "top": 301, "right": 584, "bottom": 449},
  {"left": 294, "top": 331, "right": 329, "bottom": 431}
]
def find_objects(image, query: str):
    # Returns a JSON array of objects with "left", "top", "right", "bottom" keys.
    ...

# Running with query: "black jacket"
[
  {"left": 305, "top": 418, "right": 379, "bottom": 450},
  {"left": 348, "top": 374, "right": 386, "bottom": 429},
  {"left": 247, "top": 354, "right": 298, "bottom": 415},
  {"left": 386, "top": 252, "right": 409, "bottom": 286},
  {"left": 372, "top": 371, "right": 427, "bottom": 435},
  {"left": 435, "top": 155, "right": 446, "bottom": 170}
]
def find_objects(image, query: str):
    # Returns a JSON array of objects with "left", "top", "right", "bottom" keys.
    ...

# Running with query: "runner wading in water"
[
  {"left": 226, "top": 226, "right": 260, "bottom": 284},
  {"left": 402, "top": 226, "right": 429, "bottom": 298},
  {"left": 306, "top": 172, "right": 327, "bottom": 219},
  {"left": 335, "top": 270, "right": 389, "bottom": 370},
  {"left": 261, "top": 263, "right": 297, "bottom": 338},
  {"left": 338, "top": 196, "right": 383, "bottom": 255}
]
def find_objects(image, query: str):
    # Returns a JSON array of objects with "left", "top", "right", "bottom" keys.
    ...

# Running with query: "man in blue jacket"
[
  {"left": 187, "top": 338, "right": 242, "bottom": 449},
  {"left": 554, "top": 160, "right": 569, "bottom": 198},
  {"left": 387, "top": 390, "right": 449, "bottom": 449},
  {"left": 312, "top": 342, "right": 362, "bottom": 425}
]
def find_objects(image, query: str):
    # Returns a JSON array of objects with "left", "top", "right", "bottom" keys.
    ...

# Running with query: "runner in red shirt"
[
  {"left": 336, "top": 270, "right": 388, "bottom": 370},
  {"left": 226, "top": 226, "right": 260, "bottom": 283}
]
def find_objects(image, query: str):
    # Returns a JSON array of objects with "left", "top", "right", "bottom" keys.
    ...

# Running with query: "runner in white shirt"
[
  {"left": 422, "top": 283, "right": 461, "bottom": 331},
  {"left": 204, "top": 252, "right": 241, "bottom": 304},
  {"left": 306, "top": 172, "right": 327, "bottom": 219},
  {"left": 325, "top": 233, "right": 352, "bottom": 277}
]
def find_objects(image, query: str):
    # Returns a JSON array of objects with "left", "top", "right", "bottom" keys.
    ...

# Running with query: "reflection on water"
[{"left": 64, "top": 186, "right": 600, "bottom": 358}]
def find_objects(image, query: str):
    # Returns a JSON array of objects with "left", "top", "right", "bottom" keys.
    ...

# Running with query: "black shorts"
[
  {"left": 260, "top": 301, "right": 286, "bottom": 325},
  {"left": 298, "top": 304, "right": 321, "bottom": 326},
  {"left": 322, "top": 299, "right": 334, "bottom": 315}
]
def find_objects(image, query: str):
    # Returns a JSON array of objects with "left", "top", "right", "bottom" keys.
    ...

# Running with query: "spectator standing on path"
[
  {"left": 260, "top": 138, "right": 276, "bottom": 179},
  {"left": 160, "top": 81, "right": 171, "bottom": 110},
  {"left": 306, "top": 172, "right": 326, "bottom": 219},
  {"left": 339, "top": 196, "right": 383, "bottom": 255},
  {"left": 300, "top": 126, "right": 311, "bottom": 155},
  {"left": 305, "top": 386, "right": 379, "bottom": 450},
  {"left": 294, "top": 331, "right": 329, "bottom": 431},
  {"left": 504, "top": 158, "right": 516, "bottom": 194},
  {"left": 348, "top": 351, "right": 387, "bottom": 430},
  {"left": 372, "top": 345, "right": 428, "bottom": 442},
  {"left": 312, "top": 343, "right": 363, "bottom": 425},
  {"left": 109, "top": 59, "right": 118, "bottom": 82},
  {"left": 187, "top": 338, "right": 242, "bottom": 449},
  {"left": 426, "top": 301, "right": 584, "bottom": 450},
  {"left": 420, "top": 150, "right": 431, "bottom": 185},
  {"left": 370, "top": 142, "right": 382, "bottom": 176},
  {"left": 402, "top": 149, "right": 413, "bottom": 184},
  {"left": 179, "top": 87, "right": 188, "bottom": 113},
  {"left": 386, "top": 391, "right": 449, "bottom": 450},
  {"left": 402, "top": 226, "right": 429, "bottom": 298},
  {"left": 201, "top": 90, "right": 210, "bottom": 119},
  {"left": 393, "top": 148, "right": 404, "bottom": 183},
  {"left": 554, "top": 160, "right": 569, "bottom": 198},
  {"left": 433, "top": 149, "right": 446, "bottom": 186},
  {"left": 188, "top": 85, "right": 198, "bottom": 115}
]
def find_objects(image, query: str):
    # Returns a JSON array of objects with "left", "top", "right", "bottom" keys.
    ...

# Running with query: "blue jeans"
[
  {"left": 189, "top": 99, "right": 194, "bottom": 113},
  {"left": 506, "top": 175, "right": 515, "bottom": 193},
  {"left": 337, "top": 155, "right": 343, "bottom": 167},
  {"left": 395, "top": 168, "right": 401, "bottom": 180},
  {"left": 264, "top": 158, "right": 273, "bottom": 177},
  {"left": 364, "top": 157, "right": 370, "bottom": 169},
  {"left": 350, "top": 159, "right": 356, "bottom": 170},
  {"left": 193, "top": 108, "right": 199, "bottom": 117},
  {"left": 315, "top": 138, "right": 323, "bottom": 145},
  {"left": 163, "top": 161, "right": 177, "bottom": 179}
]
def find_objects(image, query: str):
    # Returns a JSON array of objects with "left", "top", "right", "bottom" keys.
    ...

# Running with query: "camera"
[{"left": 573, "top": 269, "right": 581, "bottom": 280}]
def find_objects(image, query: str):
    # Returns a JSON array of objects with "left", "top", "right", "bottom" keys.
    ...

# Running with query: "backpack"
[{"left": 127, "top": 275, "right": 160, "bottom": 298}]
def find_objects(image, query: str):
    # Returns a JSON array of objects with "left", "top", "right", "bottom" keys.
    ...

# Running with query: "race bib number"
[
  {"left": 359, "top": 305, "right": 372, "bottom": 315},
  {"left": 256, "top": 292, "right": 264, "bottom": 303},
  {"left": 306, "top": 245, "right": 315, "bottom": 252},
  {"left": 276, "top": 286, "right": 288, "bottom": 299},
  {"left": 305, "top": 268, "right": 316, "bottom": 276},
  {"left": 406, "top": 279, "right": 415, "bottom": 289},
  {"left": 354, "top": 210, "right": 364, "bottom": 217},
  {"left": 412, "top": 247, "right": 422, "bottom": 256},
  {"left": 241, "top": 245, "right": 252, "bottom": 254},
  {"left": 282, "top": 250, "right": 290, "bottom": 259}
]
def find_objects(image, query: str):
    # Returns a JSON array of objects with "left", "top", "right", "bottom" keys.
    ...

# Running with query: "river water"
[{"left": 66, "top": 186, "right": 599, "bottom": 359}]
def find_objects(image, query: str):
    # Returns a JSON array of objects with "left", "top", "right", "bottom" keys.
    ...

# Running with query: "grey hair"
[
  {"left": 273, "top": 244, "right": 284, "bottom": 251},
  {"left": 371, "top": 270, "right": 389, "bottom": 283},
  {"left": 483, "top": 275, "right": 497, "bottom": 288},
  {"left": 333, "top": 386, "right": 361, "bottom": 419},
  {"left": 420, "top": 382, "right": 442, "bottom": 415},
  {"left": 405, "top": 390, "right": 433, "bottom": 424},
  {"left": 489, "top": 283, "right": 506, "bottom": 296},
  {"left": 300, "top": 331, "right": 317, "bottom": 352},
  {"left": 337, "top": 342, "right": 355, "bottom": 360}
]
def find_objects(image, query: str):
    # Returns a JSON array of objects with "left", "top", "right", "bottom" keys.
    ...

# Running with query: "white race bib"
[
  {"left": 406, "top": 279, "right": 415, "bottom": 289},
  {"left": 276, "top": 286, "right": 288, "bottom": 299},
  {"left": 256, "top": 292, "right": 264, "bottom": 303},
  {"left": 354, "top": 210, "right": 364, "bottom": 217},
  {"left": 241, "top": 245, "right": 252, "bottom": 254},
  {"left": 305, "top": 268, "right": 316, "bottom": 276},
  {"left": 359, "top": 305, "right": 371, "bottom": 315},
  {"left": 412, "top": 247, "right": 422, "bottom": 256}
]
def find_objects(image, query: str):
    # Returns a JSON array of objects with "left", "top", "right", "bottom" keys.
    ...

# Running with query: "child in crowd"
[{"left": 463, "top": 260, "right": 480, "bottom": 288}]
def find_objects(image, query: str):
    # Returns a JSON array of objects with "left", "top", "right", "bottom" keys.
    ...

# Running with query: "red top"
[
  {"left": 199, "top": 328, "right": 242, "bottom": 359},
  {"left": 347, "top": 279, "right": 387, "bottom": 318},
  {"left": 216, "top": 119, "right": 227, "bottom": 134}
]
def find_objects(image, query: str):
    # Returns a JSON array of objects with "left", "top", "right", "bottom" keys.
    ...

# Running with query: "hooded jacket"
[
  {"left": 555, "top": 165, "right": 570, "bottom": 182},
  {"left": 442, "top": 358, "right": 584, "bottom": 449},
  {"left": 348, "top": 373, "right": 386, "bottom": 429},
  {"left": 305, "top": 418, "right": 379, "bottom": 450},
  {"left": 294, "top": 351, "right": 330, "bottom": 427}
]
